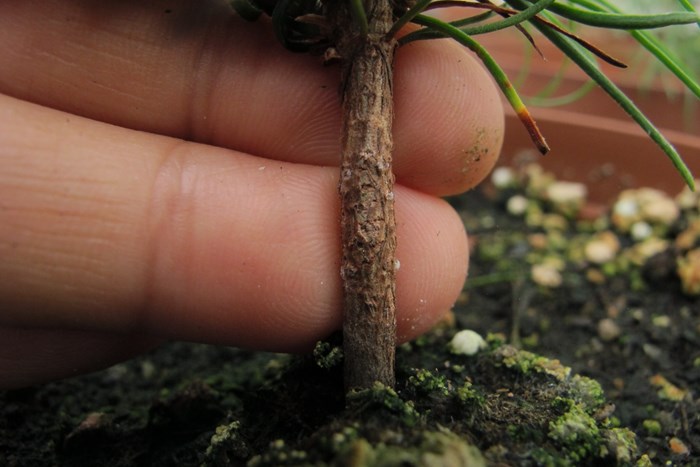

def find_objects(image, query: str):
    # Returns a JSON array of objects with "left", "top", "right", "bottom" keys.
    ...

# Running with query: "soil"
[{"left": 1, "top": 161, "right": 699, "bottom": 466}]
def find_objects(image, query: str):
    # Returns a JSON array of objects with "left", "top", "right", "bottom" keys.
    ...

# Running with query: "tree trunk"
[{"left": 327, "top": 0, "right": 398, "bottom": 391}]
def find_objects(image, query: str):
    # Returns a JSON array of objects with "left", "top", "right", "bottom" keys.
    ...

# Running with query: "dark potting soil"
[{"left": 1, "top": 163, "right": 698, "bottom": 466}]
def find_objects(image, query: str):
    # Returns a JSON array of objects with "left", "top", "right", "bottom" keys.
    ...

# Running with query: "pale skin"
[{"left": 0, "top": 0, "right": 503, "bottom": 389}]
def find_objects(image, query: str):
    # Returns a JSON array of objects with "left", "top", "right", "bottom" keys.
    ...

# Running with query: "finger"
[
  {"left": 0, "top": 0, "right": 503, "bottom": 196},
  {"left": 0, "top": 93, "right": 469, "bottom": 351},
  {"left": 0, "top": 327, "right": 160, "bottom": 390}
]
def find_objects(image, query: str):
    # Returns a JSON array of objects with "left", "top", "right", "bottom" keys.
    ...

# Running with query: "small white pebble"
[
  {"left": 641, "top": 197, "right": 679, "bottom": 224},
  {"left": 630, "top": 221, "right": 653, "bottom": 241},
  {"left": 612, "top": 188, "right": 678, "bottom": 231},
  {"left": 676, "top": 185, "right": 698, "bottom": 209},
  {"left": 612, "top": 195, "right": 641, "bottom": 232},
  {"left": 613, "top": 198, "right": 638, "bottom": 218},
  {"left": 584, "top": 244, "right": 615, "bottom": 264},
  {"left": 597, "top": 318, "right": 621, "bottom": 342},
  {"left": 531, "top": 263, "right": 562, "bottom": 288},
  {"left": 491, "top": 167, "right": 515, "bottom": 189},
  {"left": 507, "top": 195, "right": 528, "bottom": 216},
  {"left": 584, "top": 232, "right": 620, "bottom": 264},
  {"left": 393, "top": 258, "right": 401, "bottom": 271},
  {"left": 546, "top": 181, "right": 587, "bottom": 205},
  {"left": 449, "top": 329, "right": 487, "bottom": 356}
]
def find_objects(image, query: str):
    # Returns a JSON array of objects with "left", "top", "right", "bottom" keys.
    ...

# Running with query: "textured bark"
[{"left": 327, "top": 0, "right": 398, "bottom": 391}]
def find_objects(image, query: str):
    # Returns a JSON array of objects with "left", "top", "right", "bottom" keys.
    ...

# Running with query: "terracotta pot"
[{"left": 500, "top": 107, "right": 700, "bottom": 205}]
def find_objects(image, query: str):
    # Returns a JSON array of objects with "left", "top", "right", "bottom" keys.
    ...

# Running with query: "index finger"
[{"left": 0, "top": 0, "right": 503, "bottom": 196}]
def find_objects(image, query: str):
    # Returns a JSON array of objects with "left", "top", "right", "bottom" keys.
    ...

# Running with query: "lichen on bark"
[{"left": 327, "top": 0, "right": 399, "bottom": 391}]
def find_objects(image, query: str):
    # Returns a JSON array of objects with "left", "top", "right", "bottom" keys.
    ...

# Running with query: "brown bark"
[{"left": 327, "top": 0, "right": 398, "bottom": 391}]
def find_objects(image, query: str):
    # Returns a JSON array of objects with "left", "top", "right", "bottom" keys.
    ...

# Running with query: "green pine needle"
[
  {"left": 547, "top": 3, "right": 699, "bottom": 29},
  {"left": 505, "top": 0, "right": 696, "bottom": 189},
  {"left": 350, "top": 0, "right": 369, "bottom": 37},
  {"left": 412, "top": 13, "right": 549, "bottom": 155}
]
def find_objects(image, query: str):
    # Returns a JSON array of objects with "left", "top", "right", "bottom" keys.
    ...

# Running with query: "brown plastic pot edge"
[{"left": 500, "top": 107, "right": 700, "bottom": 204}]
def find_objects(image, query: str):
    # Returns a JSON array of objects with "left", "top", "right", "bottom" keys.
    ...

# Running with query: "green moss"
[
  {"left": 454, "top": 381, "right": 486, "bottom": 407},
  {"left": 313, "top": 341, "right": 344, "bottom": 370},
  {"left": 520, "top": 333, "right": 540, "bottom": 348},
  {"left": 420, "top": 430, "right": 485, "bottom": 467},
  {"left": 477, "top": 236, "right": 508, "bottom": 261},
  {"left": 601, "top": 261, "right": 619, "bottom": 276},
  {"left": 336, "top": 429, "right": 485, "bottom": 467},
  {"left": 566, "top": 375, "right": 606, "bottom": 411},
  {"left": 408, "top": 369, "right": 449, "bottom": 397},
  {"left": 525, "top": 202, "right": 545, "bottom": 227},
  {"left": 529, "top": 447, "right": 578, "bottom": 467},
  {"left": 495, "top": 345, "right": 572, "bottom": 381},
  {"left": 548, "top": 403, "right": 601, "bottom": 462},
  {"left": 346, "top": 382, "right": 421, "bottom": 427},
  {"left": 641, "top": 419, "right": 662, "bottom": 436},
  {"left": 601, "top": 427, "right": 637, "bottom": 463},
  {"left": 248, "top": 439, "right": 309, "bottom": 466},
  {"left": 485, "top": 332, "right": 507, "bottom": 348},
  {"left": 204, "top": 420, "right": 250, "bottom": 464},
  {"left": 323, "top": 425, "right": 360, "bottom": 452}
]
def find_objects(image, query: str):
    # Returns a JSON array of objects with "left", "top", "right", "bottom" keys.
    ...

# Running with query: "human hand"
[{"left": 0, "top": 0, "right": 503, "bottom": 389}]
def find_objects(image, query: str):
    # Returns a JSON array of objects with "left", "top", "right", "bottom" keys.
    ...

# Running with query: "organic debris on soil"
[{"left": 2, "top": 161, "right": 699, "bottom": 466}]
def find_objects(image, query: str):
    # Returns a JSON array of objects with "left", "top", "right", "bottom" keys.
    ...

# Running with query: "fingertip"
[
  {"left": 393, "top": 186, "right": 469, "bottom": 342},
  {"left": 393, "top": 38, "right": 504, "bottom": 196}
]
